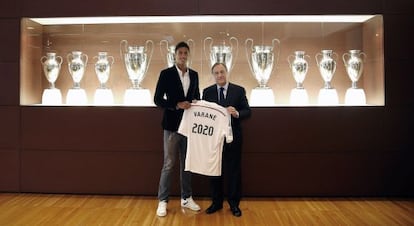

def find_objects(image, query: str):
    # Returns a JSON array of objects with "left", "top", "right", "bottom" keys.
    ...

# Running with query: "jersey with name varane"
[{"left": 178, "top": 100, "right": 233, "bottom": 176}]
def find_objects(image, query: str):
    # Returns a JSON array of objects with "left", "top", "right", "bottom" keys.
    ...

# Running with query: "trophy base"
[
  {"left": 250, "top": 88, "right": 275, "bottom": 106},
  {"left": 290, "top": 88, "right": 309, "bottom": 106},
  {"left": 345, "top": 88, "right": 366, "bottom": 105},
  {"left": 124, "top": 88, "right": 153, "bottom": 106},
  {"left": 66, "top": 88, "right": 88, "bottom": 105},
  {"left": 94, "top": 88, "right": 114, "bottom": 105},
  {"left": 318, "top": 88, "right": 339, "bottom": 106},
  {"left": 42, "top": 88, "right": 62, "bottom": 105}
]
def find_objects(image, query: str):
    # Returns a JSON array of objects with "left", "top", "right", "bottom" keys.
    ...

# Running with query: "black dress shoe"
[
  {"left": 230, "top": 206, "right": 242, "bottom": 217},
  {"left": 206, "top": 203, "right": 223, "bottom": 214}
]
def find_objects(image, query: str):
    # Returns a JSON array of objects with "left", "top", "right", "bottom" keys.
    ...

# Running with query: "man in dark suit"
[
  {"left": 154, "top": 41, "right": 201, "bottom": 217},
  {"left": 203, "top": 62, "right": 251, "bottom": 217}
]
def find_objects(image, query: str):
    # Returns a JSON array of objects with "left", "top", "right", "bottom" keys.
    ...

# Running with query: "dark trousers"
[{"left": 209, "top": 139, "right": 242, "bottom": 208}]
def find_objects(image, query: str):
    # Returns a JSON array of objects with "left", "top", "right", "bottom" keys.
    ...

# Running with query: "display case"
[{"left": 20, "top": 15, "right": 384, "bottom": 106}]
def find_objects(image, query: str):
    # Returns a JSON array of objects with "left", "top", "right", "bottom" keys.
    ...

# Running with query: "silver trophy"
[
  {"left": 245, "top": 38, "right": 280, "bottom": 88},
  {"left": 316, "top": 50, "right": 337, "bottom": 89},
  {"left": 204, "top": 36, "right": 238, "bottom": 73},
  {"left": 288, "top": 51, "right": 310, "bottom": 89},
  {"left": 40, "top": 52, "right": 63, "bottom": 104},
  {"left": 120, "top": 39, "right": 154, "bottom": 89},
  {"left": 342, "top": 49, "right": 366, "bottom": 89},
  {"left": 67, "top": 51, "right": 88, "bottom": 89},
  {"left": 41, "top": 52, "right": 62, "bottom": 89},
  {"left": 94, "top": 52, "right": 114, "bottom": 89},
  {"left": 160, "top": 39, "right": 194, "bottom": 68}
]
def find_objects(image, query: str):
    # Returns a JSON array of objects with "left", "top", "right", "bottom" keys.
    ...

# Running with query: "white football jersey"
[{"left": 178, "top": 100, "right": 233, "bottom": 176}]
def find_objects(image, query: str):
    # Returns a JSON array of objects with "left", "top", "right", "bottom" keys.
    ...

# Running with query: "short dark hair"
[{"left": 175, "top": 41, "right": 190, "bottom": 53}]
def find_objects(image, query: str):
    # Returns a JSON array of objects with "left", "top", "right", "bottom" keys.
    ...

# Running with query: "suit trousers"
[{"left": 210, "top": 139, "right": 242, "bottom": 208}]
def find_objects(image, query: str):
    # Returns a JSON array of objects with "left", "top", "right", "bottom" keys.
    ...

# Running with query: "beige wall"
[{"left": 21, "top": 17, "right": 384, "bottom": 105}]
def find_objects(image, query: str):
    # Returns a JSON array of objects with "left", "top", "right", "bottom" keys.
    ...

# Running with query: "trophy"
[
  {"left": 120, "top": 39, "right": 154, "bottom": 105},
  {"left": 288, "top": 51, "right": 310, "bottom": 105},
  {"left": 94, "top": 52, "right": 114, "bottom": 89},
  {"left": 67, "top": 51, "right": 88, "bottom": 89},
  {"left": 160, "top": 39, "right": 194, "bottom": 68},
  {"left": 40, "top": 52, "right": 63, "bottom": 104},
  {"left": 315, "top": 50, "right": 338, "bottom": 105},
  {"left": 93, "top": 52, "right": 114, "bottom": 105},
  {"left": 203, "top": 36, "right": 238, "bottom": 73},
  {"left": 288, "top": 51, "right": 310, "bottom": 89},
  {"left": 120, "top": 39, "right": 154, "bottom": 89},
  {"left": 343, "top": 50, "right": 366, "bottom": 89},
  {"left": 315, "top": 49, "right": 337, "bottom": 89},
  {"left": 245, "top": 38, "right": 280, "bottom": 88},
  {"left": 343, "top": 49, "right": 367, "bottom": 105},
  {"left": 66, "top": 51, "right": 88, "bottom": 105},
  {"left": 245, "top": 38, "right": 280, "bottom": 106}
]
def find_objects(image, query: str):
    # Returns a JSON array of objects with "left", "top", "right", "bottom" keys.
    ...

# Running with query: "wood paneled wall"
[{"left": 0, "top": 0, "right": 413, "bottom": 196}]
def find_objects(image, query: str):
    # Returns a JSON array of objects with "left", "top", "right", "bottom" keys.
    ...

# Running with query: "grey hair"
[{"left": 211, "top": 62, "right": 228, "bottom": 74}]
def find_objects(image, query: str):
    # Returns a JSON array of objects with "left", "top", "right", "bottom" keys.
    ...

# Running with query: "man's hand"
[
  {"left": 177, "top": 101, "right": 191, "bottom": 109},
  {"left": 227, "top": 106, "right": 239, "bottom": 118}
]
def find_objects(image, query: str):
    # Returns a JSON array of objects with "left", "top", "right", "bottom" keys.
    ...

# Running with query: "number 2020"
[{"left": 192, "top": 123, "right": 214, "bottom": 136}]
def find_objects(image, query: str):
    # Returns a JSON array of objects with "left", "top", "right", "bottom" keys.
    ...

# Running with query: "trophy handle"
[
  {"left": 229, "top": 36, "right": 239, "bottom": 71},
  {"left": 271, "top": 38, "right": 281, "bottom": 67},
  {"left": 332, "top": 51, "right": 338, "bottom": 61},
  {"left": 244, "top": 38, "right": 254, "bottom": 75},
  {"left": 360, "top": 52, "right": 367, "bottom": 62},
  {"left": 160, "top": 39, "right": 169, "bottom": 51},
  {"left": 315, "top": 53, "right": 322, "bottom": 66},
  {"left": 108, "top": 55, "right": 115, "bottom": 66},
  {"left": 287, "top": 54, "right": 294, "bottom": 68},
  {"left": 187, "top": 39, "right": 195, "bottom": 68},
  {"left": 203, "top": 37, "right": 213, "bottom": 66},
  {"left": 81, "top": 53, "right": 88, "bottom": 66},
  {"left": 342, "top": 52, "right": 350, "bottom": 66},
  {"left": 187, "top": 39, "right": 195, "bottom": 52},
  {"left": 56, "top": 56, "right": 63, "bottom": 66},
  {"left": 66, "top": 53, "right": 72, "bottom": 65},
  {"left": 40, "top": 56, "right": 47, "bottom": 65},
  {"left": 120, "top": 39, "right": 128, "bottom": 61},
  {"left": 144, "top": 40, "right": 154, "bottom": 75},
  {"left": 159, "top": 40, "right": 169, "bottom": 65}
]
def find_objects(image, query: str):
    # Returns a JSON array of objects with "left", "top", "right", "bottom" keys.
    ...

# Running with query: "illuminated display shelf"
[{"left": 20, "top": 15, "right": 384, "bottom": 106}]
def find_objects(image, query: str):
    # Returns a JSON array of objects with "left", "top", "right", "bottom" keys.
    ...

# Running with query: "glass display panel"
[{"left": 20, "top": 15, "right": 384, "bottom": 106}]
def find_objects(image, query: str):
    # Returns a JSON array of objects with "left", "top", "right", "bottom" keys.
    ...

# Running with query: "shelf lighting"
[
  {"left": 42, "top": 89, "right": 62, "bottom": 105},
  {"left": 66, "top": 89, "right": 88, "bottom": 105},
  {"left": 345, "top": 88, "right": 366, "bottom": 105},
  {"left": 318, "top": 89, "right": 339, "bottom": 106},
  {"left": 94, "top": 89, "right": 114, "bottom": 105},
  {"left": 29, "top": 15, "right": 376, "bottom": 25},
  {"left": 249, "top": 88, "right": 275, "bottom": 106},
  {"left": 123, "top": 89, "right": 153, "bottom": 106},
  {"left": 290, "top": 88, "right": 309, "bottom": 106}
]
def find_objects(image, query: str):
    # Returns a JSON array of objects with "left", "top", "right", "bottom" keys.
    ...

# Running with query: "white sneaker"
[
  {"left": 156, "top": 200, "right": 167, "bottom": 217},
  {"left": 181, "top": 196, "right": 201, "bottom": 211}
]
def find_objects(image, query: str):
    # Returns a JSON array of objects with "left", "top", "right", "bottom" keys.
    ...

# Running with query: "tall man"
[
  {"left": 154, "top": 41, "right": 201, "bottom": 217},
  {"left": 202, "top": 62, "right": 251, "bottom": 217}
]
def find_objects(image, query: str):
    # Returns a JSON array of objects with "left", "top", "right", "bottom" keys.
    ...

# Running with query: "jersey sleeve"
[
  {"left": 225, "top": 112, "right": 233, "bottom": 143},
  {"left": 204, "top": 100, "right": 233, "bottom": 143}
]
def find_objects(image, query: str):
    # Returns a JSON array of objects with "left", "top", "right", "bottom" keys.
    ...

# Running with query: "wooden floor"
[{"left": 0, "top": 193, "right": 413, "bottom": 226}]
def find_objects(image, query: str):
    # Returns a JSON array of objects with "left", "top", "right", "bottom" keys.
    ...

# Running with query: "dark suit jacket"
[
  {"left": 154, "top": 66, "right": 200, "bottom": 131},
  {"left": 202, "top": 83, "right": 251, "bottom": 138}
]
